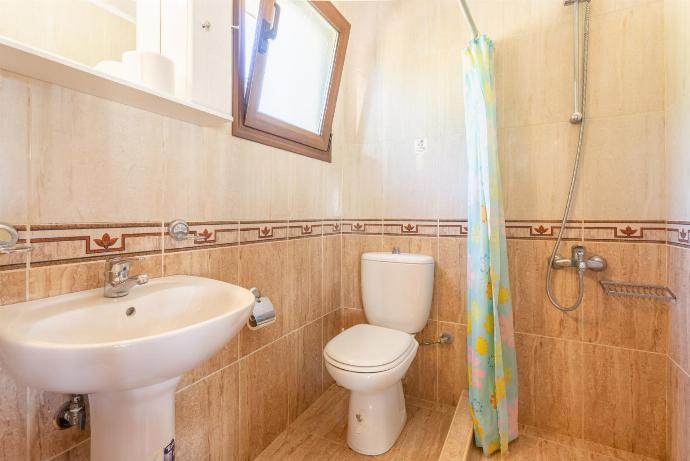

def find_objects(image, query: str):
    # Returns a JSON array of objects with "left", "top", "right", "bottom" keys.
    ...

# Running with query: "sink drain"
[{"left": 126, "top": 307, "right": 136, "bottom": 317}]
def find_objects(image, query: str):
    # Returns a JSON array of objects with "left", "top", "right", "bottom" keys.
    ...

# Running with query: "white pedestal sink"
[{"left": 0, "top": 275, "right": 255, "bottom": 461}]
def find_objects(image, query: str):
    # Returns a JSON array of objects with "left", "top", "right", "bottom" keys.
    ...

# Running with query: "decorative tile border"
[
  {"left": 29, "top": 223, "right": 163, "bottom": 268},
  {"left": 285, "top": 220, "right": 323, "bottom": 239},
  {"left": 341, "top": 219, "right": 383, "bottom": 235},
  {"left": 164, "top": 221, "right": 239, "bottom": 253},
  {"left": 668, "top": 221, "right": 690, "bottom": 249},
  {"left": 439, "top": 220, "right": 468, "bottom": 238},
  {"left": 583, "top": 220, "right": 667, "bottom": 244},
  {"left": 239, "top": 221, "right": 289, "bottom": 244},
  {"left": 0, "top": 218, "right": 681, "bottom": 271},
  {"left": 382, "top": 219, "right": 438, "bottom": 237}
]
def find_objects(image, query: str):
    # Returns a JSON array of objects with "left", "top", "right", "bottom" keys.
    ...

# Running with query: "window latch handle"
[{"left": 258, "top": 2, "right": 281, "bottom": 54}]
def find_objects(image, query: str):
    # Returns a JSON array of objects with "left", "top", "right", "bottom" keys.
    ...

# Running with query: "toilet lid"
[{"left": 324, "top": 324, "right": 415, "bottom": 369}]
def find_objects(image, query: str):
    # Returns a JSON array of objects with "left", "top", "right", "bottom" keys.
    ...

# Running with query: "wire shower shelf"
[{"left": 600, "top": 280, "right": 677, "bottom": 302}]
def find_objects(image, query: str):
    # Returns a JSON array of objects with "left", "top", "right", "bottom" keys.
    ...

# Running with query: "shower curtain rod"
[{"left": 457, "top": 0, "right": 479, "bottom": 38}]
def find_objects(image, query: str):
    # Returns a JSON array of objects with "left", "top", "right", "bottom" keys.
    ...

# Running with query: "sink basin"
[{"left": 0, "top": 275, "right": 255, "bottom": 461}]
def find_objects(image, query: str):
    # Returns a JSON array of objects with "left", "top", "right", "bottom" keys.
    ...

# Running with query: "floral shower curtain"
[{"left": 463, "top": 35, "right": 519, "bottom": 456}]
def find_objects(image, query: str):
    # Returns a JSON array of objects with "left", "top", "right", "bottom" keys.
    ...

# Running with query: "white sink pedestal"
[{"left": 90, "top": 377, "right": 180, "bottom": 461}]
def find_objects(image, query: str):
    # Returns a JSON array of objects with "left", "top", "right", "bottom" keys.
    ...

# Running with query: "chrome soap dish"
[
  {"left": 0, "top": 223, "right": 32, "bottom": 255},
  {"left": 600, "top": 280, "right": 676, "bottom": 302}
]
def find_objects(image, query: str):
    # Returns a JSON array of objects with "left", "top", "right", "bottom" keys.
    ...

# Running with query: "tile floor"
[
  {"left": 256, "top": 385, "right": 455, "bottom": 460},
  {"left": 467, "top": 426, "right": 662, "bottom": 461}
]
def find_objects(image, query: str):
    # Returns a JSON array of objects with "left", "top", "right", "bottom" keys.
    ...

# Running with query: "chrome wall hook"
[{"left": 0, "top": 223, "right": 32, "bottom": 255}]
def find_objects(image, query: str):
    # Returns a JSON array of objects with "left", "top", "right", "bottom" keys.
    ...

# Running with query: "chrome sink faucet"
[{"left": 104, "top": 257, "right": 149, "bottom": 298}]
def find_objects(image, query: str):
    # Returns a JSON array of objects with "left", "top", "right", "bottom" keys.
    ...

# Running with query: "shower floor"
[
  {"left": 466, "top": 426, "right": 661, "bottom": 461},
  {"left": 256, "top": 385, "right": 455, "bottom": 460}
]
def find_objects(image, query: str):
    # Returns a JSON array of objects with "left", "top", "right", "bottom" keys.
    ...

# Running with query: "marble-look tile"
[
  {"left": 29, "top": 256, "right": 161, "bottom": 301},
  {"left": 175, "top": 363, "right": 240, "bottom": 461},
  {"left": 263, "top": 384, "right": 454, "bottom": 461},
  {"left": 341, "top": 308, "right": 367, "bottom": 330},
  {"left": 500, "top": 122, "right": 582, "bottom": 220},
  {"left": 288, "top": 155, "right": 324, "bottom": 221},
  {"left": 0, "top": 71, "right": 29, "bottom": 224},
  {"left": 515, "top": 333, "right": 584, "bottom": 437},
  {"left": 403, "top": 320, "right": 438, "bottom": 402},
  {"left": 255, "top": 428, "right": 355, "bottom": 461},
  {"left": 238, "top": 242, "right": 287, "bottom": 357},
  {"left": 583, "top": 243, "right": 668, "bottom": 353},
  {"left": 0, "top": 270, "right": 26, "bottom": 305},
  {"left": 323, "top": 235, "right": 342, "bottom": 315},
  {"left": 668, "top": 362, "right": 690, "bottom": 461},
  {"left": 285, "top": 238, "right": 323, "bottom": 332},
  {"left": 588, "top": 2, "right": 665, "bottom": 118},
  {"left": 28, "top": 389, "right": 90, "bottom": 461},
  {"left": 239, "top": 337, "right": 290, "bottom": 461},
  {"left": 322, "top": 310, "right": 342, "bottom": 391},
  {"left": 341, "top": 235, "right": 382, "bottom": 310},
  {"left": 341, "top": 143, "right": 385, "bottom": 220},
  {"left": 436, "top": 238, "right": 466, "bottom": 324},
  {"left": 49, "top": 440, "right": 90, "bottom": 461},
  {"left": 28, "top": 81, "right": 165, "bottom": 223},
  {"left": 177, "top": 336, "right": 239, "bottom": 390},
  {"left": 438, "top": 321, "right": 468, "bottom": 406},
  {"left": 438, "top": 391, "right": 473, "bottom": 461},
  {"left": 164, "top": 247, "right": 239, "bottom": 283},
  {"left": 668, "top": 246, "right": 690, "bottom": 373},
  {"left": 508, "top": 240, "right": 583, "bottom": 341},
  {"left": 580, "top": 113, "right": 666, "bottom": 221},
  {"left": 582, "top": 344, "right": 666, "bottom": 459},
  {"left": 0, "top": 366, "right": 27, "bottom": 461},
  {"left": 288, "top": 320, "right": 323, "bottom": 423}
]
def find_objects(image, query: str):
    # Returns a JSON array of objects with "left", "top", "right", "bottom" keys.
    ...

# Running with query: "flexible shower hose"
[{"left": 546, "top": 1, "right": 591, "bottom": 312}]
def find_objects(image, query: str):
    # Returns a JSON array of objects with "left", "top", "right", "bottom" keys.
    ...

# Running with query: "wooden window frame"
[{"left": 232, "top": 0, "right": 350, "bottom": 162}]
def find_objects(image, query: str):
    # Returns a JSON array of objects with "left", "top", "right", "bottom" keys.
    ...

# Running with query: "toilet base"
[{"left": 346, "top": 381, "right": 407, "bottom": 456}]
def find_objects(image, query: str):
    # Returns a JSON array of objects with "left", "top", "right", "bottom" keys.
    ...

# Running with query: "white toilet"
[{"left": 324, "top": 251, "right": 434, "bottom": 456}]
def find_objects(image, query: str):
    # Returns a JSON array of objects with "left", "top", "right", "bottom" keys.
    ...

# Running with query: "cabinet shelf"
[{"left": 0, "top": 36, "right": 233, "bottom": 127}]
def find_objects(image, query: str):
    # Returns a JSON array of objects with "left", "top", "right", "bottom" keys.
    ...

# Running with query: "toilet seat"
[{"left": 324, "top": 324, "right": 416, "bottom": 373}]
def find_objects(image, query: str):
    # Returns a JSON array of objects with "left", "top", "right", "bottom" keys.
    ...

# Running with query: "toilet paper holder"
[{"left": 247, "top": 287, "right": 277, "bottom": 329}]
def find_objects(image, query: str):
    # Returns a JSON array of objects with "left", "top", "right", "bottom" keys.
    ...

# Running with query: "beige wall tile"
[
  {"left": 0, "top": 270, "right": 26, "bottom": 305},
  {"left": 175, "top": 363, "right": 240, "bottom": 461},
  {"left": 0, "top": 71, "right": 29, "bottom": 224},
  {"left": 588, "top": 2, "right": 665, "bottom": 118},
  {"left": 322, "top": 310, "right": 342, "bottom": 391},
  {"left": 239, "top": 337, "right": 289, "bottom": 461},
  {"left": 285, "top": 238, "right": 323, "bottom": 332},
  {"left": 28, "top": 389, "right": 90, "bottom": 461},
  {"left": 508, "top": 240, "right": 583, "bottom": 340},
  {"left": 49, "top": 440, "right": 90, "bottom": 461},
  {"left": 238, "top": 242, "right": 287, "bottom": 357},
  {"left": 436, "top": 238, "right": 467, "bottom": 324},
  {"left": 341, "top": 235, "right": 382, "bottom": 310},
  {"left": 0, "top": 367, "right": 27, "bottom": 461},
  {"left": 437, "top": 321, "right": 468, "bottom": 406},
  {"left": 516, "top": 333, "right": 584, "bottom": 438},
  {"left": 668, "top": 361, "right": 690, "bottom": 461},
  {"left": 581, "top": 113, "right": 666, "bottom": 220},
  {"left": 668, "top": 246, "right": 690, "bottom": 374},
  {"left": 341, "top": 143, "right": 385, "bottom": 219},
  {"left": 323, "top": 235, "right": 341, "bottom": 315},
  {"left": 582, "top": 344, "right": 666, "bottom": 459},
  {"left": 28, "top": 81, "right": 165, "bottom": 223},
  {"left": 583, "top": 243, "right": 668, "bottom": 353},
  {"left": 403, "top": 320, "right": 438, "bottom": 402},
  {"left": 287, "top": 320, "right": 323, "bottom": 423}
]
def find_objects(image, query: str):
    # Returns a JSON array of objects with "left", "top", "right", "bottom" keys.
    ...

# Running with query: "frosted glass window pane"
[{"left": 257, "top": 0, "right": 338, "bottom": 135}]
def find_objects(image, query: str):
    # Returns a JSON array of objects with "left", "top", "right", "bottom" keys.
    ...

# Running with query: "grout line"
[
  {"left": 668, "top": 355, "right": 690, "bottom": 380},
  {"left": 43, "top": 438, "right": 90, "bottom": 461},
  {"left": 176, "top": 309, "right": 335, "bottom": 394}
]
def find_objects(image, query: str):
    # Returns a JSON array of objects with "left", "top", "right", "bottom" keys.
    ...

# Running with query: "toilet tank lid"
[{"left": 362, "top": 252, "right": 434, "bottom": 264}]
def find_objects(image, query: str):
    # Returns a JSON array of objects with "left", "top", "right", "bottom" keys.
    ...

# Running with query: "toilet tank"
[{"left": 361, "top": 252, "right": 435, "bottom": 333}]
